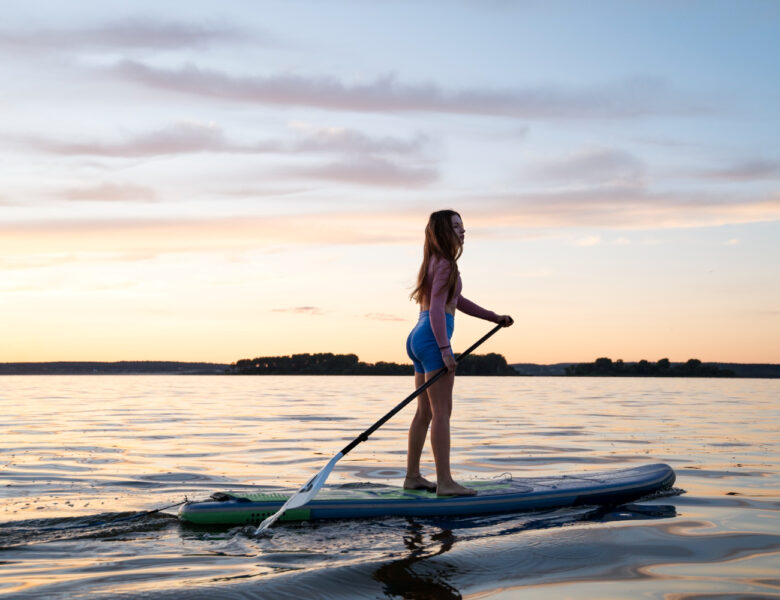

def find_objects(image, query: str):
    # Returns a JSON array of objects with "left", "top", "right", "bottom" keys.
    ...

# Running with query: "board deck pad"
[{"left": 178, "top": 463, "right": 675, "bottom": 526}]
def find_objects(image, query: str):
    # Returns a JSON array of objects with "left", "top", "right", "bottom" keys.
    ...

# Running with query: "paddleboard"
[{"left": 178, "top": 463, "right": 675, "bottom": 526}]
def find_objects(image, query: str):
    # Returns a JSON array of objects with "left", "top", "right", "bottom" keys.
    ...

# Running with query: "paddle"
[{"left": 256, "top": 322, "right": 505, "bottom": 533}]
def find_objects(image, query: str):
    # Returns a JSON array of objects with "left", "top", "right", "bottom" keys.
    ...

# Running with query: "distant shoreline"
[
  {"left": 0, "top": 361, "right": 229, "bottom": 375},
  {"left": 1, "top": 360, "right": 778, "bottom": 377}
]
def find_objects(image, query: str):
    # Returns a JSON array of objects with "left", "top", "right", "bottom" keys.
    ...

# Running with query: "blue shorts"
[{"left": 406, "top": 311, "right": 455, "bottom": 374}]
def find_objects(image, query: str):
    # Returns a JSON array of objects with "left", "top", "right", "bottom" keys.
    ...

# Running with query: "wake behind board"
[{"left": 178, "top": 463, "right": 675, "bottom": 526}]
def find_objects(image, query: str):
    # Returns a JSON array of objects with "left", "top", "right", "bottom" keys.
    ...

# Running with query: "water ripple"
[{"left": 0, "top": 375, "right": 777, "bottom": 599}]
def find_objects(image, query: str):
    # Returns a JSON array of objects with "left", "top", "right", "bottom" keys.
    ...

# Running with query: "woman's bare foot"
[
  {"left": 403, "top": 474, "right": 437, "bottom": 492},
  {"left": 436, "top": 481, "right": 477, "bottom": 497}
]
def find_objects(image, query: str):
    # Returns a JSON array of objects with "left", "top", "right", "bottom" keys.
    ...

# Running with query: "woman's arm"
[
  {"left": 456, "top": 296, "right": 499, "bottom": 322},
  {"left": 429, "top": 259, "right": 454, "bottom": 356},
  {"left": 458, "top": 296, "right": 514, "bottom": 327}
]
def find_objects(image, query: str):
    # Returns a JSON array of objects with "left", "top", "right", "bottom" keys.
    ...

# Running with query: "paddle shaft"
[
  {"left": 255, "top": 323, "right": 505, "bottom": 531},
  {"left": 339, "top": 322, "right": 504, "bottom": 456}
]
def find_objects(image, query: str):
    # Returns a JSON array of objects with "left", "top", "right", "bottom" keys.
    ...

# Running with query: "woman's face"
[{"left": 451, "top": 214, "right": 465, "bottom": 245}]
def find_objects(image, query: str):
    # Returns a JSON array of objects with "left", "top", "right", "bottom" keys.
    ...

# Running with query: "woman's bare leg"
[
  {"left": 405, "top": 372, "right": 436, "bottom": 491},
  {"left": 426, "top": 370, "right": 476, "bottom": 496}
]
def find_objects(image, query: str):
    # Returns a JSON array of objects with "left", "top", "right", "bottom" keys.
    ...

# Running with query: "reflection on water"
[
  {"left": 0, "top": 375, "right": 778, "bottom": 599},
  {"left": 374, "top": 520, "right": 461, "bottom": 600},
  {"left": 371, "top": 504, "right": 681, "bottom": 600}
]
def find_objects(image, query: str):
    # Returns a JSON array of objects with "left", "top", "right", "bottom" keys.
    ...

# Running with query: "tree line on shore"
[
  {"left": 565, "top": 357, "right": 736, "bottom": 377},
  {"left": 229, "top": 352, "right": 517, "bottom": 376}
]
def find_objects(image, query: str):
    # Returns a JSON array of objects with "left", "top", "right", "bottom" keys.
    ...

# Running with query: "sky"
[{"left": 1, "top": 0, "right": 779, "bottom": 365}]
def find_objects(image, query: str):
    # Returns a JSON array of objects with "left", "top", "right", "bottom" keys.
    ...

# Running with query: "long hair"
[{"left": 410, "top": 210, "right": 463, "bottom": 304}]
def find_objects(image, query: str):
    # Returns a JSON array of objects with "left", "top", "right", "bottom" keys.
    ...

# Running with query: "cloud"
[
  {"left": 570, "top": 235, "right": 632, "bottom": 247},
  {"left": 630, "top": 136, "right": 707, "bottom": 150},
  {"left": 271, "top": 306, "right": 323, "bottom": 315},
  {"left": 364, "top": 313, "right": 405, "bottom": 322},
  {"left": 1, "top": 190, "right": 777, "bottom": 260},
  {"left": 22, "top": 122, "right": 279, "bottom": 157},
  {"left": 573, "top": 235, "right": 602, "bottom": 247},
  {"left": 0, "top": 251, "right": 158, "bottom": 271},
  {"left": 112, "top": 61, "right": 703, "bottom": 119},
  {"left": 0, "top": 213, "right": 423, "bottom": 259},
  {"left": 291, "top": 156, "right": 438, "bottom": 187},
  {"left": 471, "top": 188, "right": 780, "bottom": 230},
  {"left": 0, "top": 17, "right": 253, "bottom": 53},
  {"left": 525, "top": 148, "right": 646, "bottom": 188},
  {"left": 214, "top": 186, "right": 314, "bottom": 199},
  {"left": 20, "top": 122, "right": 428, "bottom": 160},
  {"left": 58, "top": 182, "right": 158, "bottom": 203},
  {"left": 697, "top": 159, "right": 780, "bottom": 181},
  {"left": 292, "top": 126, "right": 429, "bottom": 156}
]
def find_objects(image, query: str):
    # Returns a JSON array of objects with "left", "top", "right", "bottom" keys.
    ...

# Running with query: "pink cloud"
[
  {"left": 58, "top": 182, "right": 158, "bottom": 203},
  {"left": 290, "top": 156, "right": 438, "bottom": 188},
  {"left": 22, "top": 122, "right": 279, "bottom": 157},
  {"left": 524, "top": 148, "right": 646, "bottom": 188},
  {"left": 294, "top": 128, "right": 429, "bottom": 156},
  {"left": 696, "top": 159, "right": 780, "bottom": 182},
  {"left": 112, "top": 61, "right": 703, "bottom": 119},
  {"left": 21, "top": 122, "right": 428, "bottom": 160},
  {"left": 364, "top": 313, "right": 406, "bottom": 322},
  {"left": 0, "top": 17, "right": 256, "bottom": 53},
  {"left": 2, "top": 190, "right": 778, "bottom": 259},
  {"left": 271, "top": 306, "right": 323, "bottom": 315}
]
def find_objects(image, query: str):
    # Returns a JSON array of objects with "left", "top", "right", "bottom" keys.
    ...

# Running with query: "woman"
[{"left": 405, "top": 210, "right": 513, "bottom": 496}]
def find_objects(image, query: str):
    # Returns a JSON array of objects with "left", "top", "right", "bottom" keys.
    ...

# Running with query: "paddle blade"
[{"left": 255, "top": 452, "right": 344, "bottom": 533}]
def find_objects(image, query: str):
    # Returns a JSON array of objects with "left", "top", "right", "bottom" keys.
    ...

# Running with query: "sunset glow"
[{"left": 2, "top": 1, "right": 778, "bottom": 364}]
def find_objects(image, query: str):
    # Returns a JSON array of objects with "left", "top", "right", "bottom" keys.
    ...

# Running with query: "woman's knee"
[
  {"left": 413, "top": 410, "right": 432, "bottom": 428},
  {"left": 414, "top": 397, "right": 432, "bottom": 422},
  {"left": 426, "top": 380, "right": 453, "bottom": 415}
]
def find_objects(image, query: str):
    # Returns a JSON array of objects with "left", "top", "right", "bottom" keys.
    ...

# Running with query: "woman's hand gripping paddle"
[{"left": 256, "top": 323, "right": 505, "bottom": 533}]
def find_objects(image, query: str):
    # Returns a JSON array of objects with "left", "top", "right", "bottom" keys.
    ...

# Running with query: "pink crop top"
[{"left": 426, "top": 255, "right": 499, "bottom": 355}]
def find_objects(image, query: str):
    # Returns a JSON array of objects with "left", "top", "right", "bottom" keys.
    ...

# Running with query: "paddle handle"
[{"left": 339, "top": 322, "right": 504, "bottom": 456}]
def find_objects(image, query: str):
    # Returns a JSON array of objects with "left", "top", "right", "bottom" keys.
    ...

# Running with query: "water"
[{"left": 0, "top": 375, "right": 778, "bottom": 599}]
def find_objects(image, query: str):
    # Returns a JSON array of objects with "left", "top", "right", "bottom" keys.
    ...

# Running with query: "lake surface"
[{"left": 1, "top": 375, "right": 778, "bottom": 599}]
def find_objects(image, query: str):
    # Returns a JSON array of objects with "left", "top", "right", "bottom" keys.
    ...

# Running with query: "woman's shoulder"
[
  {"left": 429, "top": 254, "right": 451, "bottom": 268},
  {"left": 428, "top": 254, "right": 452, "bottom": 274}
]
